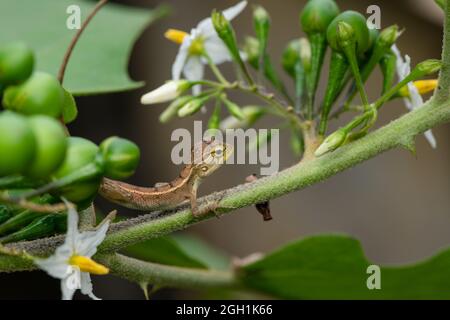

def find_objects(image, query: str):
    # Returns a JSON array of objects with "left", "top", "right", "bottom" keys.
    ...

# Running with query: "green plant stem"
[
  {"left": 96, "top": 253, "right": 237, "bottom": 289},
  {"left": 203, "top": 52, "right": 230, "bottom": 86}
]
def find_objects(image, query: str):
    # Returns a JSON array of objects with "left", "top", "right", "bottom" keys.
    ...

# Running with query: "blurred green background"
[{"left": 0, "top": 0, "right": 449, "bottom": 299}]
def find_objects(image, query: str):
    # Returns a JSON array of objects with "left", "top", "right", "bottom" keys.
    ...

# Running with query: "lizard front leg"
[{"left": 189, "top": 191, "right": 229, "bottom": 218}]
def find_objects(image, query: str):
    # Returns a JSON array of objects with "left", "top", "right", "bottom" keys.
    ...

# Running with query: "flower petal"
[
  {"left": 61, "top": 267, "right": 81, "bottom": 300},
  {"left": 204, "top": 36, "right": 232, "bottom": 64},
  {"left": 197, "top": 1, "right": 248, "bottom": 36},
  {"left": 61, "top": 279, "right": 76, "bottom": 301},
  {"left": 80, "top": 272, "right": 101, "bottom": 300},
  {"left": 183, "top": 56, "right": 204, "bottom": 95},
  {"left": 393, "top": 44, "right": 437, "bottom": 149},
  {"left": 65, "top": 202, "right": 79, "bottom": 249},
  {"left": 172, "top": 38, "right": 191, "bottom": 80},
  {"left": 75, "top": 220, "right": 110, "bottom": 258},
  {"left": 35, "top": 252, "right": 71, "bottom": 279}
]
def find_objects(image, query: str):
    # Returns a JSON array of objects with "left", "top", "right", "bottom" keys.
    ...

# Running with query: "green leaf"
[
  {"left": 172, "top": 234, "right": 231, "bottom": 271},
  {"left": 124, "top": 236, "right": 208, "bottom": 269},
  {"left": 0, "top": 0, "right": 168, "bottom": 95},
  {"left": 241, "top": 235, "right": 450, "bottom": 299}
]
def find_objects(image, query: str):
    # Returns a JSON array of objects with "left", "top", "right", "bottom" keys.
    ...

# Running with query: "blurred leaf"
[
  {"left": 0, "top": 0, "right": 168, "bottom": 95},
  {"left": 241, "top": 235, "right": 450, "bottom": 299},
  {"left": 172, "top": 234, "right": 231, "bottom": 271},
  {"left": 125, "top": 236, "right": 208, "bottom": 269}
]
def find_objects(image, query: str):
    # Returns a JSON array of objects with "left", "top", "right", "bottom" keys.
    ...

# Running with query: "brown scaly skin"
[{"left": 99, "top": 139, "right": 233, "bottom": 217}]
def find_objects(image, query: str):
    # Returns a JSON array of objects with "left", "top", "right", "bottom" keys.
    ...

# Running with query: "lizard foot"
[{"left": 192, "top": 197, "right": 234, "bottom": 219}]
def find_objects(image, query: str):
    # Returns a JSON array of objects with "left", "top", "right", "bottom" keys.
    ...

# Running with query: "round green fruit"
[
  {"left": 26, "top": 116, "right": 68, "bottom": 179},
  {"left": 52, "top": 137, "right": 102, "bottom": 203},
  {"left": 327, "top": 11, "right": 370, "bottom": 55},
  {"left": 300, "top": 0, "right": 340, "bottom": 34},
  {"left": 2, "top": 71, "right": 64, "bottom": 118},
  {"left": 99, "top": 137, "right": 141, "bottom": 180},
  {"left": 0, "top": 42, "right": 34, "bottom": 85},
  {"left": 0, "top": 111, "right": 36, "bottom": 176}
]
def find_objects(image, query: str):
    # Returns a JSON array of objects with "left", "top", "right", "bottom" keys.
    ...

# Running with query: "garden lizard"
[{"left": 99, "top": 138, "right": 233, "bottom": 217}]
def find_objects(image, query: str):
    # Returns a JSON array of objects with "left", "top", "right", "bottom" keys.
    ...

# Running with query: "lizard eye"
[
  {"left": 201, "top": 166, "right": 209, "bottom": 172},
  {"left": 211, "top": 147, "right": 223, "bottom": 157}
]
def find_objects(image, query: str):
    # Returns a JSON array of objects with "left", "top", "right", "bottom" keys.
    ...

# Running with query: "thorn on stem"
[{"left": 245, "top": 174, "right": 273, "bottom": 221}]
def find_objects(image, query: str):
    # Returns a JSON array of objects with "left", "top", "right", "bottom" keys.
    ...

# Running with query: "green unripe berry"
[
  {"left": 52, "top": 137, "right": 102, "bottom": 203},
  {"left": 3, "top": 71, "right": 64, "bottom": 118},
  {"left": 300, "top": 0, "right": 340, "bottom": 35},
  {"left": 0, "top": 111, "right": 36, "bottom": 176},
  {"left": 0, "top": 42, "right": 34, "bottom": 85},
  {"left": 26, "top": 116, "right": 68, "bottom": 179},
  {"left": 327, "top": 11, "right": 370, "bottom": 56},
  {"left": 99, "top": 137, "right": 141, "bottom": 180}
]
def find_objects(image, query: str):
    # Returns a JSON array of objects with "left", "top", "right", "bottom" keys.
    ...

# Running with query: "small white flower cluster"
[{"left": 141, "top": 1, "right": 248, "bottom": 104}]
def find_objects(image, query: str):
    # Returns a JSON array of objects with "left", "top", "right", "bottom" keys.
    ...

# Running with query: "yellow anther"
[
  {"left": 165, "top": 29, "right": 188, "bottom": 45},
  {"left": 69, "top": 255, "right": 109, "bottom": 275},
  {"left": 399, "top": 79, "right": 438, "bottom": 97}
]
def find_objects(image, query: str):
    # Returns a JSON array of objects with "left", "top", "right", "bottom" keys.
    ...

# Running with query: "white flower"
[
  {"left": 166, "top": 1, "right": 248, "bottom": 95},
  {"left": 35, "top": 205, "right": 110, "bottom": 300},
  {"left": 141, "top": 80, "right": 190, "bottom": 105},
  {"left": 392, "top": 44, "right": 437, "bottom": 148}
]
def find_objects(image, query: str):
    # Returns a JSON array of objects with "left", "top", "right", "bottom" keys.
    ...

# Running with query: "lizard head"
[{"left": 191, "top": 137, "right": 233, "bottom": 178}]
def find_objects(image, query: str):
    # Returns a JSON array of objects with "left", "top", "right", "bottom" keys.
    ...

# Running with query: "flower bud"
[
  {"left": 212, "top": 10, "right": 242, "bottom": 65},
  {"left": 243, "top": 36, "right": 260, "bottom": 69},
  {"left": 414, "top": 59, "right": 442, "bottom": 76},
  {"left": 315, "top": 128, "right": 347, "bottom": 157},
  {"left": 378, "top": 25, "right": 401, "bottom": 49},
  {"left": 159, "top": 95, "right": 193, "bottom": 123},
  {"left": 300, "top": 0, "right": 340, "bottom": 35},
  {"left": 253, "top": 5, "right": 270, "bottom": 52},
  {"left": 336, "top": 21, "right": 356, "bottom": 50},
  {"left": 99, "top": 137, "right": 141, "bottom": 180},
  {"left": 282, "top": 39, "right": 301, "bottom": 77},
  {"left": 140, "top": 80, "right": 191, "bottom": 105},
  {"left": 299, "top": 38, "right": 312, "bottom": 72},
  {"left": 177, "top": 95, "right": 210, "bottom": 117}
]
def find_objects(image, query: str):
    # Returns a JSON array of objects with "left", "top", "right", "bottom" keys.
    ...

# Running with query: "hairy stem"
[{"left": 97, "top": 254, "right": 237, "bottom": 289}]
